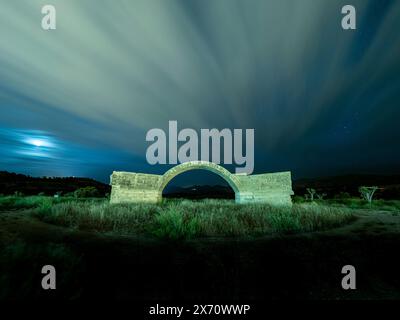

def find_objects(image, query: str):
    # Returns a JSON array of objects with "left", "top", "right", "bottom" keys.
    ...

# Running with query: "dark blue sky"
[{"left": 0, "top": 0, "right": 399, "bottom": 184}]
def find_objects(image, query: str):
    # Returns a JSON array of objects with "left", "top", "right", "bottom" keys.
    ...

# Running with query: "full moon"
[
  {"left": 24, "top": 137, "right": 55, "bottom": 149},
  {"left": 31, "top": 139, "right": 44, "bottom": 147}
]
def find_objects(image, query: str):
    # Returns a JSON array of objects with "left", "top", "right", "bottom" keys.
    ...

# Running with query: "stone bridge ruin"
[{"left": 110, "top": 161, "right": 294, "bottom": 206}]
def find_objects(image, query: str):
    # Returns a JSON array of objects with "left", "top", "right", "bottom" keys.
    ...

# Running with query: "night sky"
[{"left": 0, "top": 0, "right": 399, "bottom": 185}]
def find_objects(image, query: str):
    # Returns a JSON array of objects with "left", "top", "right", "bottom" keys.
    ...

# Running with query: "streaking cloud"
[
  {"left": 0, "top": 127, "right": 136, "bottom": 180},
  {"left": 0, "top": 0, "right": 399, "bottom": 179}
]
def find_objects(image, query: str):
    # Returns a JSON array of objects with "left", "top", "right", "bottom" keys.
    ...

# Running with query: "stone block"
[{"left": 110, "top": 161, "right": 293, "bottom": 206}]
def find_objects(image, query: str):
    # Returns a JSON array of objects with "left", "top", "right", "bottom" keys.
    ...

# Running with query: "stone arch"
[
  {"left": 110, "top": 161, "right": 294, "bottom": 206},
  {"left": 158, "top": 161, "right": 240, "bottom": 196}
]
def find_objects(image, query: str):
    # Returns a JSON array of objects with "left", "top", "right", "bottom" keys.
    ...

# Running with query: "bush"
[
  {"left": 334, "top": 192, "right": 351, "bottom": 199},
  {"left": 64, "top": 192, "right": 75, "bottom": 197},
  {"left": 359, "top": 186, "right": 379, "bottom": 204},
  {"left": 74, "top": 187, "right": 100, "bottom": 198},
  {"left": 292, "top": 195, "right": 306, "bottom": 203}
]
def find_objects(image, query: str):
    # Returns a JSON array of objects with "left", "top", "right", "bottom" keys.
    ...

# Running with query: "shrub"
[
  {"left": 334, "top": 192, "right": 351, "bottom": 199},
  {"left": 74, "top": 187, "right": 99, "bottom": 198},
  {"left": 64, "top": 192, "right": 75, "bottom": 197},
  {"left": 316, "top": 192, "right": 327, "bottom": 200},
  {"left": 306, "top": 188, "right": 316, "bottom": 201},
  {"left": 359, "top": 186, "right": 379, "bottom": 204},
  {"left": 292, "top": 195, "right": 306, "bottom": 203}
]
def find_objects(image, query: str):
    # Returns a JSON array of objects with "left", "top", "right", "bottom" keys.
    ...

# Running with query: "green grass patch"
[
  {"left": 0, "top": 195, "right": 104, "bottom": 211},
  {"left": 31, "top": 199, "right": 356, "bottom": 240},
  {"left": 324, "top": 198, "right": 400, "bottom": 211}
]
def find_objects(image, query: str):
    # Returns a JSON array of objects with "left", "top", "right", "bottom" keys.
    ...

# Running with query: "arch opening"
[
  {"left": 162, "top": 169, "right": 235, "bottom": 200},
  {"left": 158, "top": 161, "right": 240, "bottom": 201}
]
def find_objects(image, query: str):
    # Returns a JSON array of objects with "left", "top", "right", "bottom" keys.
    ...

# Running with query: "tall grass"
[
  {"left": 0, "top": 195, "right": 104, "bottom": 211},
  {"left": 33, "top": 199, "right": 356, "bottom": 239},
  {"left": 325, "top": 198, "right": 400, "bottom": 211},
  {"left": 0, "top": 196, "right": 52, "bottom": 210}
]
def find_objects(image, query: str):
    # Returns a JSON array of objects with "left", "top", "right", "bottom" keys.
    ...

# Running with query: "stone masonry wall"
[{"left": 110, "top": 162, "right": 294, "bottom": 206}]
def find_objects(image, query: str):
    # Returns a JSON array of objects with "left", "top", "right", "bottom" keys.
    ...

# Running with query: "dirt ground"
[{"left": 1, "top": 208, "right": 400, "bottom": 300}]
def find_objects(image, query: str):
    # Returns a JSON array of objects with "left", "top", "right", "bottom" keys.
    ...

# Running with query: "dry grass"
[{"left": 34, "top": 199, "right": 356, "bottom": 239}]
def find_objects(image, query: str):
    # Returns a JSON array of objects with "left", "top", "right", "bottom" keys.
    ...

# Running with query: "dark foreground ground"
[{"left": 1, "top": 208, "right": 400, "bottom": 301}]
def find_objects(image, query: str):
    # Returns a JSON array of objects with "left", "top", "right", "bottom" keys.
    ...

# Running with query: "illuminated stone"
[{"left": 110, "top": 161, "right": 293, "bottom": 206}]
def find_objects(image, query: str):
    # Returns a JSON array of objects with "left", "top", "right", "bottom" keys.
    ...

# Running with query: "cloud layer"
[{"left": 1, "top": 0, "right": 399, "bottom": 179}]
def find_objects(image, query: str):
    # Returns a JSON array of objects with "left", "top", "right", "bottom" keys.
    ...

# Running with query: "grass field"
[
  {"left": 0, "top": 195, "right": 104, "bottom": 211},
  {"left": 1, "top": 195, "right": 357, "bottom": 239},
  {"left": 1, "top": 195, "right": 400, "bottom": 300},
  {"left": 325, "top": 198, "right": 400, "bottom": 212}
]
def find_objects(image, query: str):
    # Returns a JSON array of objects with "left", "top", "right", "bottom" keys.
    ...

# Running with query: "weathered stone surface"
[{"left": 110, "top": 161, "right": 294, "bottom": 206}]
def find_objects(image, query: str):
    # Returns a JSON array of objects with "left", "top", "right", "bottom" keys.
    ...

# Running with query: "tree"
[
  {"left": 306, "top": 188, "right": 316, "bottom": 201},
  {"left": 316, "top": 192, "right": 327, "bottom": 200},
  {"left": 358, "top": 186, "right": 379, "bottom": 204}
]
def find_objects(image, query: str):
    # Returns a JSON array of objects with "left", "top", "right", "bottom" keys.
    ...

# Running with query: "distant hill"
[
  {"left": 293, "top": 174, "right": 400, "bottom": 199},
  {"left": 1, "top": 171, "right": 399, "bottom": 200},
  {"left": 165, "top": 174, "right": 400, "bottom": 200},
  {"left": 0, "top": 171, "right": 110, "bottom": 196},
  {"left": 163, "top": 185, "right": 235, "bottom": 199}
]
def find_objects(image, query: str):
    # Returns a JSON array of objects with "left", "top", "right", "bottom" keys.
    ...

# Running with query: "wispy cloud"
[{"left": 0, "top": 0, "right": 399, "bottom": 177}]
